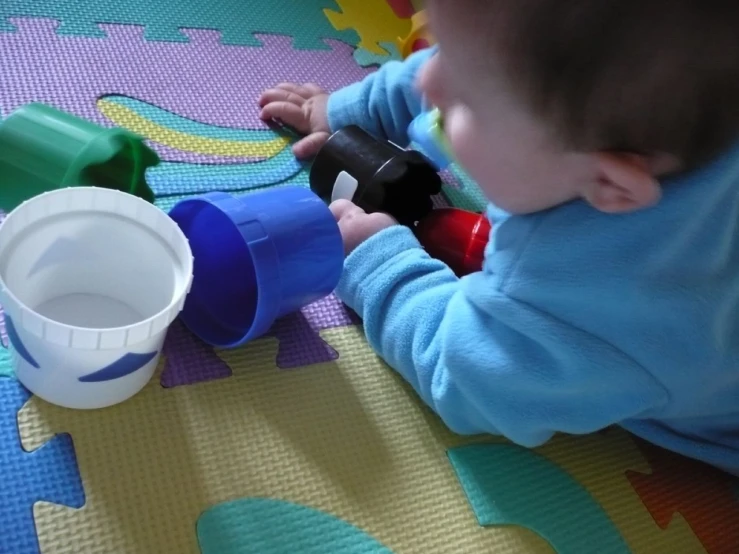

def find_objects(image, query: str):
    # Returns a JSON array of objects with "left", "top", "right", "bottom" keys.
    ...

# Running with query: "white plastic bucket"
[{"left": 0, "top": 187, "right": 193, "bottom": 409}]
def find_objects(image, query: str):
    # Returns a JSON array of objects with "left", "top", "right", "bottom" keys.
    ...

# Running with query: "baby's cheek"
[
  {"left": 446, "top": 124, "right": 522, "bottom": 209},
  {"left": 452, "top": 141, "right": 486, "bottom": 177},
  {"left": 446, "top": 116, "right": 493, "bottom": 181}
]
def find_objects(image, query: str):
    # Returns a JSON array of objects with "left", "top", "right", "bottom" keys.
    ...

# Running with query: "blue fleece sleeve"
[
  {"left": 326, "top": 47, "right": 435, "bottom": 145},
  {"left": 336, "top": 226, "right": 669, "bottom": 446}
]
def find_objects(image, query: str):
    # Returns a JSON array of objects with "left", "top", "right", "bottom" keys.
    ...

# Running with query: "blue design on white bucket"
[
  {"left": 4, "top": 315, "right": 39, "bottom": 369},
  {"left": 78, "top": 351, "right": 158, "bottom": 383}
]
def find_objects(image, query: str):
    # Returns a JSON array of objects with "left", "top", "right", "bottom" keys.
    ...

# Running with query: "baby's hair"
[{"left": 455, "top": 0, "right": 739, "bottom": 170}]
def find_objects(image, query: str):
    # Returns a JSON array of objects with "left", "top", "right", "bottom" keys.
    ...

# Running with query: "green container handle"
[{"left": 0, "top": 103, "right": 158, "bottom": 212}]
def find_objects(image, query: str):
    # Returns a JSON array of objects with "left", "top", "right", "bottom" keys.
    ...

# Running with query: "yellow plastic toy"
[{"left": 397, "top": 10, "right": 436, "bottom": 59}]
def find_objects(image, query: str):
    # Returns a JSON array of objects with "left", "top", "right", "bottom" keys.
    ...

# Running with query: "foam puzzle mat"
[{"left": 0, "top": 1, "right": 738, "bottom": 552}]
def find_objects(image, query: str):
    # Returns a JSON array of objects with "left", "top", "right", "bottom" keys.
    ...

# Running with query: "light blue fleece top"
[{"left": 327, "top": 48, "right": 739, "bottom": 474}]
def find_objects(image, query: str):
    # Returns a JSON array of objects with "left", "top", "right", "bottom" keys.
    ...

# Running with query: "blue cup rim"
[{"left": 169, "top": 191, "right": 283, "bottom": 347}]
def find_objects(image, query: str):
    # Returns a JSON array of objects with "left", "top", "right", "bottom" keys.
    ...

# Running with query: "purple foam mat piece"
[
  {"left": 432, "top": 193, "right": 450, "bottom": 208},
  {"left": 439, "top": 167, "right": 463, "bottom": 189},
  {"left": 160, "top": 319, "right": 233, "bottom": 388},
  {"left": 160, "top": 294, "right": 359, "bottom": 387},
  {"left": 300, "top": 292, "right": 358, "bottom": 328},
  {"left": 0, "top": 19, "right": 373, "bottom": 163},
  {"left": 0, "top": 307, "right": 8, "bottom": 349},
  {"left": 268, "top": 293, "right": 360, "bottom": 369}
]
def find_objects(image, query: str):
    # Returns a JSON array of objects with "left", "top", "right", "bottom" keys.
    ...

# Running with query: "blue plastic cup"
[{"left": 167, "top": 186, "right": 344, "bottom": 347}]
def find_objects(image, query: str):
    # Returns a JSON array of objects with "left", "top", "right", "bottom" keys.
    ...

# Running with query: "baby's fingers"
[
  {"left": 258, "top": 87, "right": 306, "bottom": 108},
  {"left": 276, "top": 82, "right": 326, "bottom": 99},
  {"left": 292, "top": 131, "right": 330, "bottom": 159},
  {"left": 329, "top": 199, "right": 364, "bottom": 220},
  {"left": 300, "top": 82, "right": 327, "bottom": 96},
  {"left": 259, "top": 101, "right": 309, "bottom": 132}
]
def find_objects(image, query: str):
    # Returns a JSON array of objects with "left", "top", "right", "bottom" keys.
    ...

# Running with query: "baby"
[{"left": 259, "top": 0, "right": 739, "bottom": 474}]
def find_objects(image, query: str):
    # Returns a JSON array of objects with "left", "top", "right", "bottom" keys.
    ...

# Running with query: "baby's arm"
[
  {"left": 259, "top": 47, "right": 434, "bottom": 158},
  {"left": 338, "top": 225, "right": 669, "bottom": 446},
  {"left": 326, "top": 47, "right": 433, "bottom": 146}
]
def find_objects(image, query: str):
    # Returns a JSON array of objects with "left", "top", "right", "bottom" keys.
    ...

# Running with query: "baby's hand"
[
  {"left": 330, "top": 200, "right": 397, "bottom": 255},
  {"left": 259, "top": 82, "right": 331, "bottom": 159}
]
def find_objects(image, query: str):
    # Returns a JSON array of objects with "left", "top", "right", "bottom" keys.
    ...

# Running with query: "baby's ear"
[{"left": 582, "top": 152, "right": 663, "bottom": 213}]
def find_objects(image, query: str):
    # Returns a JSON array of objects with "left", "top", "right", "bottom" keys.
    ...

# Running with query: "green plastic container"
[{"left": 0, "top": 103, "right": 158, "bottom": 212}]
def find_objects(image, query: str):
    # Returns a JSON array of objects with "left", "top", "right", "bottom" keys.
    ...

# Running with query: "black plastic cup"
[{"left": 309, "top": 125, "right": 442, "bottom": 225}]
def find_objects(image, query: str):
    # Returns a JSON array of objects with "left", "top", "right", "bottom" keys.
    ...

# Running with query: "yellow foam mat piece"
[
  {"left": 98, "top": 98, "right": 290, "bottom": 158},
  {"left": 529, "top": 432, "right": 705, "bottom": 553},
  {"left": 20, "top": 328, "right": 547, "bottom": 553},
  {"left": 19, "top": 326, "right": 707, "bottom": 553},
  {"left": 324, "top": 0, "right": 412, "bottom": 55}
]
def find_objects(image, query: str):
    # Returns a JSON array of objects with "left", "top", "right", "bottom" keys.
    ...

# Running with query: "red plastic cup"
[{"left": 415, "top": 208, "right": 492, "bottom": 276}]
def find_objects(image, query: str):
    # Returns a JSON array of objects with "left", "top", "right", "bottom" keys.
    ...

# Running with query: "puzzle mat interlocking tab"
[{"left": 1, "top": 0, "right": 738, "bottom": 552}]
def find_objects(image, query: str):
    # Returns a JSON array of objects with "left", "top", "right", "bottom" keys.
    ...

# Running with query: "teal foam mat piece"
[
  {"left": 0, "top": 0, "right": 359, "bottom": 49},
  {"left": 448, "top": 443, "right": 631, "bottom": 554},
  {"left": 441, "top": 164, "right": 488, "bottom": 212},
  {"left": 154, "top": 169, "right": 310, "bottom": 212},
  {"left": 147, "top": 147, "right": 306, "bottom": 196},
  {"left": 0, "top": 347, "right": 14, "bottom": 379},
  {"left": 354, "top": 42, "right": 402, "bottom": 67},
  {"left": 197, "top": 498, "right": 393, "bottom": 554}
]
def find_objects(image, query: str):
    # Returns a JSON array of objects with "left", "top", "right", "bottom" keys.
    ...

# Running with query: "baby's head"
[{"left": 418, "top": 0, "right": 739, "bottom": 214}]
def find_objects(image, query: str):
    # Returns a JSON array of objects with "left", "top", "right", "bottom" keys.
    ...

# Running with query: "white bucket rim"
[{"left": 0, "top": 187, "right": 193, "bottom": 349}]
